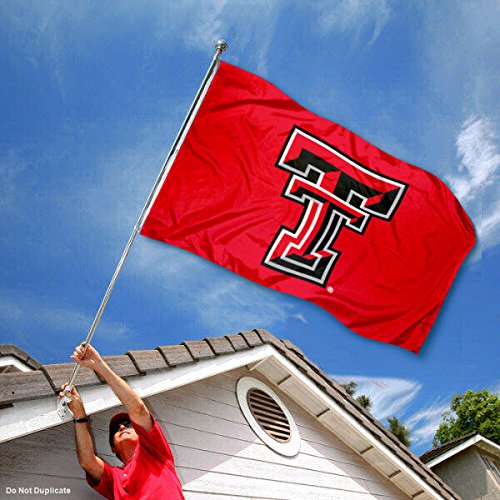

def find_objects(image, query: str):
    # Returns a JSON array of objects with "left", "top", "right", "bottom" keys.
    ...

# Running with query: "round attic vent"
[
  {"left": 247, "top": 388, "right": 291, "bottom": 443},
  {"left": 236, "top": 376, "right": 300, "bottom": 456}
]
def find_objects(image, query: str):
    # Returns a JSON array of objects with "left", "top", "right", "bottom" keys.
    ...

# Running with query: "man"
[{"left": 59, "top": 342, "right": 185, "bottom": 499}]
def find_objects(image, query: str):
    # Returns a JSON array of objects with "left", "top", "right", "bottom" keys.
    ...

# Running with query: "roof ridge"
[{"left": 420, "top": 431, "right": 481, "bottom": 463}]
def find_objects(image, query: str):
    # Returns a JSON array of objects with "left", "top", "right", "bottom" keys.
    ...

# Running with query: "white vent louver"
[
  {"left": 237, "top": 376, "right": 300, "bottom": 456},
  {"left": 247, "top": 388, "right": 291, "bottom": 443}
]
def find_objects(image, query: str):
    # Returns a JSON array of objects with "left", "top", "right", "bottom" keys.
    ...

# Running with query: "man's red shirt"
[{"left": 88, "top": 417, "right": 184, "bottom": 500}]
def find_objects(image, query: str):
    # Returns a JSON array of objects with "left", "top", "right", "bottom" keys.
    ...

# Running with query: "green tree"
[
  {"left": 433, "top": 389, "right": 500, "bottom": 447},
  {"left": 387, "top": 416, "right": 411, "bottom": 447},
  {"left": 356, "top": 394, "right": 373, "bottom": 411},
  {"left": 340, "top": 381, "right": 373, "bottom": 412},
  {"left": 341, "top": 381, "right": 357, "bottom": 396}
]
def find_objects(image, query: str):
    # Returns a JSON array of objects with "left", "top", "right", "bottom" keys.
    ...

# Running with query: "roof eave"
[{"left": 426, "top": 435, "right": 500, "bottom": 468}]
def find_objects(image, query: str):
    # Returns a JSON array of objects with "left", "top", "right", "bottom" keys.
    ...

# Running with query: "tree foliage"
[
  {"left": 356, "top": 394, "right": 373, "bottom": 411},
  {"left": 341, "top": 381, "right": 357, "bottom": 396},
  {"left": 433, "top": 389, "right": 500, "bottom": 447},
  {"left": 387, "top": 416, "right": 411, "bottom": 447},
  {"left": 340, "top": 381, "right": 373, "bottom": 412}
]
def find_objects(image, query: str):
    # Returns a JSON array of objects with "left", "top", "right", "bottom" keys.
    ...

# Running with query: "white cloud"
[
  {"left": 0, "top": 1, "right": 76, "bottom": 97},
  {"left": 314, "top": 0, "right": 391, "bottom": 45},
  {"left": 150, "top": 0, "right": 284, "bottom": 76},
  {"left": 406, "top": 383, "right": 500, "bottom": 448},
  {"left": 78, "top": 120, "right": 172, "bottom": 238},
  {"left": 1, "top": 1, "right": 283, "bottom": 84},
  {"left": 418, "top": 5, "right": 499, "bottom": 260},
  {"left": 475, "top": 198, "right": 500, "bottom": 251},
  {"left": 405, "top": 399, "right": 449, "bottom": 446},
  {"left": 292, "top": 313, "right": 308, "bottom": 324},
  {"left": 0, "top": 298, "right": 24, "bottom": 322},
  {"left": 129, "top": 240, "right": 301, "bottom": 334},
  {"left": 0, "top": 150, "right": 29, "bottom": 210},
  {"left": 449, "top": 116, "right": 499, "bottom": 203},
  {"left": 331, "top": 375, "right": 453, "bottom": 449},
  {"left": 197, "top": 279, "right": 293, "bottom": 333},
  {"left": 179, "top": 0, "right": 229, "bottom": 50},
  {"left": 421, "top": 3, "right": 498, "bottom": 115},
  {"left": 130, "top": 241, "right": 209, "bottom": 292},
  {"left": 489, "top": 381, "right": 500, "bottom": 397},
  {"left": 332, "top": 375, "right": 421, "bottom": 421},
  {"left": 447, "top": 116, "right": 500, "bottom": 258},
  {"left": 0, "top": 293, "right": 132, "bottom": 342}
]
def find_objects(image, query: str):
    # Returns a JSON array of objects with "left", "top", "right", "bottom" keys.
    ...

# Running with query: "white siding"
[
  {"left": 0, "top": 367, "right": 408, "bottom": 499},
  {"left": 0, "top": 424, "right": 101, "bottom": 498},
  {"left": 144, "top": 367, "right": 408, "bottom": 499}
]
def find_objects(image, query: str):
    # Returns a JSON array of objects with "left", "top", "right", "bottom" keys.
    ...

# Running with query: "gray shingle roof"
[
  {"left": 0, "top": 330, "right": 456, "bottom": 498},
  {"left": 0, "top": 344, "right": 42, "bottom": 371},
  {"left": 420, "top": 431, "right": 479, "bottom": 464}
]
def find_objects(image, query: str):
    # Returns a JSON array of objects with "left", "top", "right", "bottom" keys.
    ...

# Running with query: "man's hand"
[
  {"left": 70, "top": 341, "right": 152, "bottom": 432},
  {"left": 71, "top": 342, "right": 104, "bottom": 372},
  {"left": 60, "top": 382, "right": 105, "bottom": 483},
  {"left": 59, "top": 383, "right": 86, "bottom": 419}
]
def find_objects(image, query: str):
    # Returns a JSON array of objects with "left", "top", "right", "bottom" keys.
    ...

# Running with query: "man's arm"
[
  {"left": 71, "top": 342, "right": 153, "bottom": 431},
  {"left": 59, "top": 384, "right": 105, "bottom": 482}
]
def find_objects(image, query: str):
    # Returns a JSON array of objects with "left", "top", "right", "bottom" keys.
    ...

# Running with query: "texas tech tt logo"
[{"left": 262, "top": 127, "right": 408, "bottom": 287}]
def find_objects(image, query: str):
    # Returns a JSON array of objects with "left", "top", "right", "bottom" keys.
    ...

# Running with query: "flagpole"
[{"left": 57, "top": 40, "right": 228, "bottom": 418}]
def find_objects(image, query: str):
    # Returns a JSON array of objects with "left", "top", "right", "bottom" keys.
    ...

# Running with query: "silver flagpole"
[{"left": 58, "top": 40, "right": 228, "bottom": 418}]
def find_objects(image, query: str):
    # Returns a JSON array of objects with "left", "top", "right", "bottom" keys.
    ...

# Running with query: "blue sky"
[{"left": 1, "top": 1, "right": 498, "bottom": 456}]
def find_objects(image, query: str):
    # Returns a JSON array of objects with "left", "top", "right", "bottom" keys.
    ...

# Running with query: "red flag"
[{"left": 141, "top": 62, "right": 475, "bottom": 353}]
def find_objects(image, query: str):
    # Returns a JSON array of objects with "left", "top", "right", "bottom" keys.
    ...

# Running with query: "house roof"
[
  {"left": 0, "top": 344, "right": 42, "bottom": 372},
  {"left": 420, "top": 432, "right": 479, "bottom": 464},
  {"left": 0, "top": 329, "right": 457, "bottom": 499},
  {"left": 421, "top": 432, "right": 500, "bottom": 468}
]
